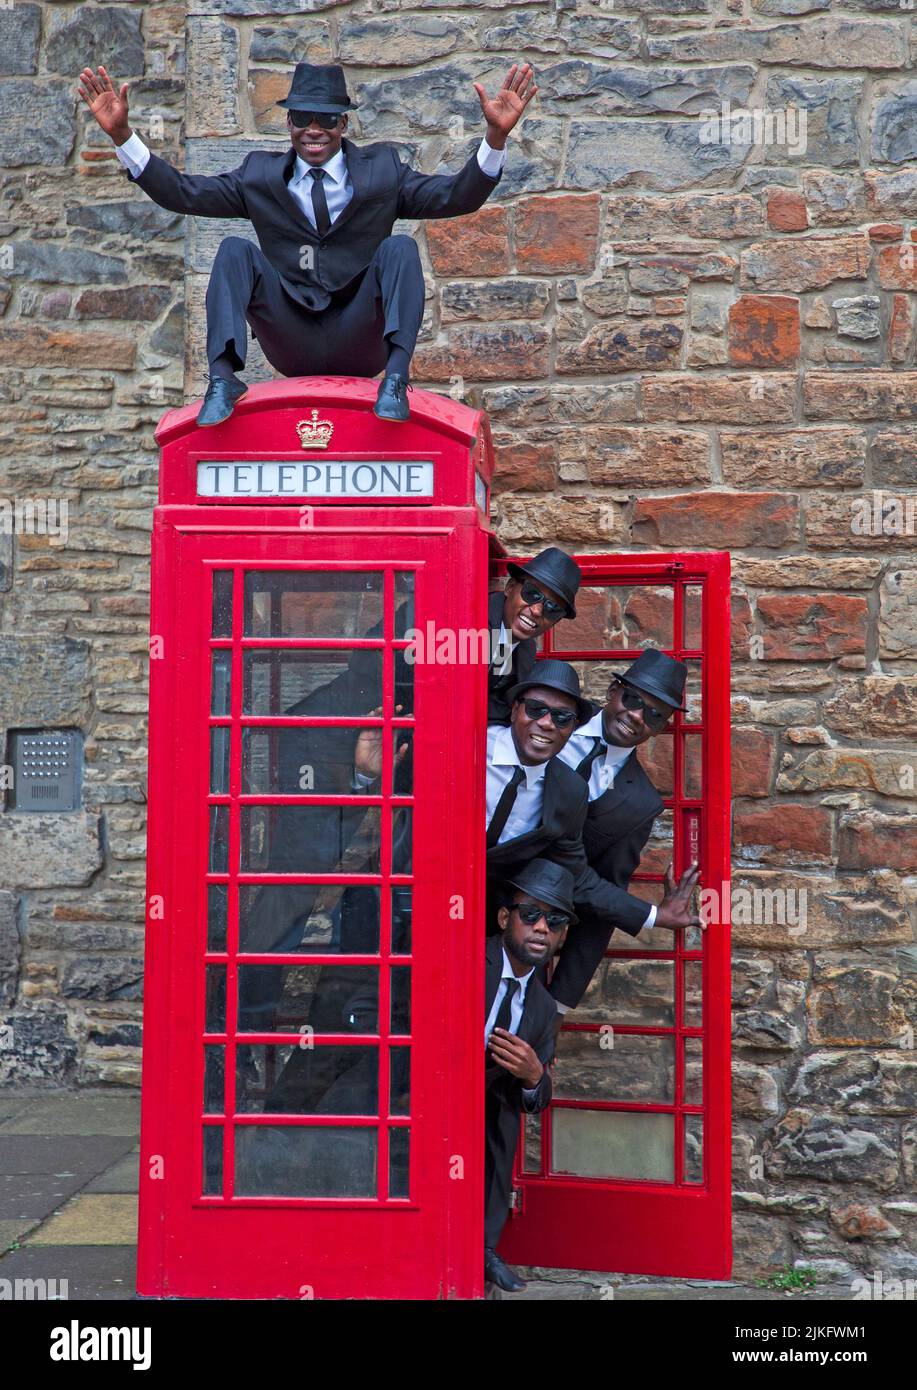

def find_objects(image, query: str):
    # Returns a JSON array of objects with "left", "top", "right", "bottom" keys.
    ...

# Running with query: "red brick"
[
  {"left": 492, "top": 438, "right": 556, "bottom": 493},
  {"left": 756, "top": 593, "right": 868, "bottom": 660},
  {"left": 728, "top": 294, "right": 800, "bottom": 368},
  {"left": 514, "top": 194, "right": 600, "bottom": 274},
  {"left": 425, "top": 206, "right": 511, "bottom": 277},
  {"left": 868, "top": 223, "right": 904, "bottom": 241},
  {"left": 731, "top": 729, "right": 776, "bottom": 799},
  {"left": 876, "top": 242, "right": 917, "bottom": 290},
  {"left": 734, "top": 803, "right": 833, "bottom": 857},
  {"left": 767, "top": 189, "right": 808, "bottom": 232},
  {"left": 413, "top": 324, "right": 549, "bottom": 382},
  {"left": 632, "top": 492, "right": 799, "bottom": 549},
  {"left": 888, "top": 294, "right": 914, "bottom": 363},
  {"left": 838, "top": 810, "right": 917, "bottom": 871}
]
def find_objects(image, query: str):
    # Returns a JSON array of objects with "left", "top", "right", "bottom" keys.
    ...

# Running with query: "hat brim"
[
  {"left": 499, "top": 877, "right": 578, "bottom": 927},
  {"left": 277, "top": 99, "right": 355, "bottom": 113},
  {"left": 506, "top": 676, "right": 593, "bottom": 726},
  {"left": 621, "top": 674, "right": 687, "bottom": 714},
  {"left": 506, "top": 562, "right": 576, "bottom": 619}
]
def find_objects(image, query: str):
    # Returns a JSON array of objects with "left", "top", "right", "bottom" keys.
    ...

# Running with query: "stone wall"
[{"left": 1, "top": 0, "right": 915, "bottom": 1287}]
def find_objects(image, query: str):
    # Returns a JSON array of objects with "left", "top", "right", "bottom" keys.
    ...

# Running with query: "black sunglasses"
[
  {"left": 519, "top": 580, "right": 566, "bottom": 620},
  {"left": 288, "top": 110, "right": 342, "bottom": 130},
  {"left": 514, "top": 903, "right": 570, "bottom": 931},
  {"left": 615, "top": 680, "right": 673, "bottom": 731},
  {"left": 522, "top": 698, "right": 577, "bottom": 729}
]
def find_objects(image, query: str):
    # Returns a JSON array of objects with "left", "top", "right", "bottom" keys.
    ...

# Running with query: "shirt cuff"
[
  {"left": 555, "top": 1001, "right": 571, "bottom": 1015},
  {"left": 476, "top": 137, "right": 506, "bottom": 179},
  {"left": 114, "top": 131, "right": 151, "bottom": 177},
  {"left": 351, "top": 769, "right": 377, "bottom": 791},
  {"left": 642, "top": 904, "right": 657, "bottom": 930},
  {"left": 521, "top": 1086, "right": 540, "bottom": 1101}
]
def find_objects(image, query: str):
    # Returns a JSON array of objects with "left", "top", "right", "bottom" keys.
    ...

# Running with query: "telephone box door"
[
  {"left": 139, "top": 521, "right": 486, "bottom": 1300},
  {"left": 499, "top": 552, "right": 732, "bottom": 1280}
]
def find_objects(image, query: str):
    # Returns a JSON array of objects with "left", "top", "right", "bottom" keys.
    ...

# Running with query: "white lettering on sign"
[{"left": 197, "top": 460, "right": 434, "bottom": 498}]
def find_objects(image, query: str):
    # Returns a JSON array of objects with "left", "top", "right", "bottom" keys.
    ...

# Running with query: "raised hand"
[
  {"left": 654, "top": 861, "right": 703, "bottom": 932},
  {"left": 78, "top": 65, "right": 132, "bottom": 145},
  {"left": 488, "top": 1027, "right": 544, "bottom": 1088},
  {"left": 472, "top": 62, "right": 538, "bottom": 146}
]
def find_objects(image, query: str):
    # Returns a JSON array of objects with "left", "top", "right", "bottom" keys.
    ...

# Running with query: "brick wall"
[{"left": 0, "top": 0, "right": 915, "bottom": 1286}]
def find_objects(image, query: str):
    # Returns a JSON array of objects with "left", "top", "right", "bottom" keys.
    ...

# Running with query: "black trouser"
[
  {"left": 205, "top": 234, "right": 425, "bottom": 377},
  {"left": 485, "top": 1082, "right": 518, "bottom": 1248}
]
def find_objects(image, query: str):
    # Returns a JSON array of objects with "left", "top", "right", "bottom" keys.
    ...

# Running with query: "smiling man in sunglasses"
[
  {"left": 79, "top": 59, "right": 536, "bottom": 425},
  {"left": 551, "top": 649, "right": 702, "bottom": 1010},
  {"left": 489, "top": 549, "right": 582, "bottom": 725}
]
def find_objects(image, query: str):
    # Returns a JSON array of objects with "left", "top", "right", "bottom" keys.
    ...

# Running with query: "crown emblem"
[{"left": 295, "top": 409, "right": 334, "bottom": 450}]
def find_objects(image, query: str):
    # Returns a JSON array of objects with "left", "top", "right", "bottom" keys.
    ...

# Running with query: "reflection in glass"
[
  {"left": 244, "top": 649, "right": 383, "bottom": 718},
  {"left": 211, "top": 727, "right": 230, "bottom": 795},
  {"left": 391, "top": 967, "right": 411, "bottom": 1035},
  {"left": 235, "top": 1124, "right": 377, "bottom": 1198},
  {"left": 237, "top": 964, "right": 379, "bottom": 1035},
  {"left": 389, "top": 1127, "right": 410, "bottom": 1199},
  {"left": 211, "top": 571, "right": 233, "bottom": 638},
  {"left": 391, "top": 887, "right": 412, "bottom": 955},
  {"left": 390, "top": 1046, "right": 410, "bottom": 1115},
  {"left": 393, "top": 572, "right": 416, "bottom": 637},
  {"left": 239, "top": 884, "right": 380, "bottom": 955},
  {"left": 205, "top": 965, "right": 226, "bottom": 1033},
  {"left": 237, "top": 1044, "right": 378, "bottom": 1116},
  {"left": 204, "top": 1045, "right": 225, "bottom": 1113},
  {"left": 209, "top": 805, "right": 229, "bottom": 873},
  {"left": 240, "top": 805, "right": 381, "bottom": 875},
  {"left": 391, "top": 806, "right": 412, "bottom": 875},
  {"left": 243, "top": 571, "right": 384, "bottom": 640},
  {"left": 553, "top": 1032, "right": 675, "bottom": 1104},
  {"left": 207, "top": 884, "right": 227, "bottom": 952},
  {"left": 202, "top": 1125, "right": 223, "bottom": 1195},
  {"left": 211, "top": 649, "right": 232, "bottom": 714},
  {"left": 552, "top": 1109, "right": 674, "bottom": 1182},
  {"left": 684, "top": 1113, "right": 704, "bottom": 1184}
]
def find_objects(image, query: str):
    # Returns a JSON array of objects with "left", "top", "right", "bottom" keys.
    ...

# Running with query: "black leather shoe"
[
  {"left": 484, "top": 1248, "right": 526, "bottom": 1292},
  {"left": 373, "top": 374, "right": 411, "bottom": 422},
  {"left": 197, "top": 375, "right": 248, "bottom": 427}
]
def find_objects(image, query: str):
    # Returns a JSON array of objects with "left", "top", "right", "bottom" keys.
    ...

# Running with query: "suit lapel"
[
  {"left": 485, "top": 936, "right": 503, "bottom": 1014},
  {"left": 266, "top": 145, "right": 319, "bottom": 236}
]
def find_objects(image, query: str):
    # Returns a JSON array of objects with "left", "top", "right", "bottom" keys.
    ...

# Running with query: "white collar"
[
  {"left": 490, "top": 724, "right": 549, "bottom": 789},
  {"left": 292, "top": 145, "right": 347, "bottom": 187},
  {"left": 501, "top": 946, "right": 534, "bottom": 997},
  {"left": 576, "top": 710, "right": 635, "bottom": 772}
]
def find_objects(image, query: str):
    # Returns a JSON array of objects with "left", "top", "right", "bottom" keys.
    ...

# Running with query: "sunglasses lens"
[{"left": 290, "top": 110, "right": 338, "bottom": 129}]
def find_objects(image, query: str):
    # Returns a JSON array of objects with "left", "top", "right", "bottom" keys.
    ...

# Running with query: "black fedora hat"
[
  {"left": 500, "top": 858, "right": 578, "bottom": 925},
  {"left": 620, "top": 649, "right": 688, "bottom": 712},
  {"left": 506, "top": 547, "right": 581, "bottom": 619},
  {"left": 277, "top": 63, "right": 355, "bottom": 114},
  {"left": 507, "top": 657, "right": 593, "bottom": 725}
]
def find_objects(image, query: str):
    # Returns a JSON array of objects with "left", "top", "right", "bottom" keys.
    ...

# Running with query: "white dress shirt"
[
  {"left": 485, "top": 947, "right": 540, "bottom": 1101},
  {"left": 485, "top": 724, "right": 548, "bottom": 844},
  {"left": 114, "top": 132, "right": 507, "bottom": 230}
]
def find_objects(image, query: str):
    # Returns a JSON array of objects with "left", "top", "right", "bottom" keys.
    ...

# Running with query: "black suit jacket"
[
  {"left": 485, "top": 937, "right": 555, "bottom": 1117},
  {"left": 487, "top": 589, "right": 537, "bottom": 725},
  {"left": 485, "top": 753, "right": 589, "bottom": 883},
  {"left": 124, "top": 137, "right": 502, "bottom": 311}
]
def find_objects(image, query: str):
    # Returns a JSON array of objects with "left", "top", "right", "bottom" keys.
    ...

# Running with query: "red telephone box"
[
  {"left": 138, "top": 378, "right": 492, "bottom": 1300},
  {"left": 138, "top": 376, "right": 732, "bottom": 1299}
]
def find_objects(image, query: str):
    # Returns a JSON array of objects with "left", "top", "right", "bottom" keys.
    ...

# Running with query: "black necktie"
[
  {"left": 486, "top": 765, "right": 525, "bottom": 848},
  {"left": 495, "top": 978, "right": 519, "bottom": 1033},
  {"left": 310, "top": 168, "right": 331, "bottom": 236},
  {"left": 576, "top": 736, "right": 606, "bottom": 782}
]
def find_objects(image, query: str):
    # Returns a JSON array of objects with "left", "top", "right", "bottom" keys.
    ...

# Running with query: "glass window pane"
[
  {"left": 684, "top": 1037, "right": 703, "bottom": 1106},
  {"left": 553, "top": 1032, "right": 675, "bottom": 1104},
  {"left": 243, "top": 571, "right": 384, "bottom": 639},
  {"left": 553, "top": 587, "right": 673, "bottom": 653},
  {"left": 391, "top": 966, "right": 411, "bottom": 1036},
  {"left": 683, "top": 732, "right": 702, "bottom": 799},
  {"left": 212, "top": 571, "right": 233, "bottom": 638},
  {"left": 240, "top": 805, "right": 381, "bottom": 875},
  {"left": 239, "top": 884, "right": 380, "bottom": 955},
  {"left": 684, "top": 658, "right": 702, "bottom": 724},
  {"left": 237, "top": 1044, "right": 378, "bottom": 1116},
  {"left": 552, "top": 1109, "right": 674, "bottom": 1183},
  {"left": 684, "top": 1113, "right": 703, "bottom": 1184},
  {"left": 237, "top": 964, "right": 379, "bottom": 1035},
  {"left": 202, "top": 1126, "right": 223, "bottom": 1195},
  {"left": 209, "top": 805, "right": 229, "bottom": 873},
  {"left": 389, "top": 1046, "right": 410, "bottom": 1116},
  {"left": 684, "top": 961, "right": 702, "bottom": 1028},
  {"left": 393, "top": 572, "right": 415, "bottom": 637},
  {"left": 207, "top": 884, "right": 227, "bottom": 952},
  {"left": 683, "top": 584, "right": 703, "bottom": 649},
  {"left": 243, "top": 649, "right": 383, "bottom": 718},
  {"left": 205, "top": 965, "right": 226, "bottom": 1033},
  {"left": 391, "top": 887, "right": 412, "bottom": 955},
  {"left": 210, "top": 728, "right": 230, "bottom": 795},
  {"left": 570, "top": 959, "right": 675, "bottom": 1027},
  {"left": 391, "top": 806, "right": 412, "bottom": 876},
  {"left": 204, "top": 1046, "right": 224, "bottom": 1114},
  {"left": 523, "top": 1113, "right": 542, "bottom": 1174},
  {"left": 392, "top": 726, "right": 413, "bottom": 795},
  {"left": 242, "top": 725, "right": 368, "bottom": 795},
  {"left": 388, "top": 1127, "right": 409, "bottom": 1199},
  {"left": 234, "top": 1124, "right": 377, "bottom": 1198},
  {"left": 637, "top": 733, "right": 673, "bottom": 797},
  {"left": 211, "top": 650, "right": 232, "bottom": 714}
]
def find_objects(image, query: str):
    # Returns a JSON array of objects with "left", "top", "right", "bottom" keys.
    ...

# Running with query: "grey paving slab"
[
  {"left": 0, "top": 1092, "right": 141, "bottom": 1137},
  {"left": 0, "top": 1171, "right": 88, "bottom": 1221},
  {"left": 0, "top": 1134, "right": 136, "bottom": 1176},
  {"left": 0, "top": 1243, "right": 137, "bottom": 1300},
  {"left": 84, "top": 1150, "right": 140, "bottom": 1195},
  {"left": 0, "top": 1217, "right": 40, "bottom": 1250}
]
